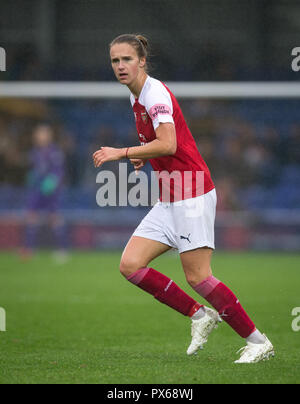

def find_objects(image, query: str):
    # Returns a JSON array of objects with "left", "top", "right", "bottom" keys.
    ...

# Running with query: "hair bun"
[{"left": 136, "top": 35, "right": 148, "bottom": 50}]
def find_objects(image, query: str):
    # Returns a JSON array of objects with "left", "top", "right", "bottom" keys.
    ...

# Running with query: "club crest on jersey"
[{"left": 141, "top": 111, "right": 148, "bottom": 124}]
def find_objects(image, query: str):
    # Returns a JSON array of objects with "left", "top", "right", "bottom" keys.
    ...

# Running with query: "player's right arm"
[
  {"left": 125, "top": 122, "right": 177, "bottom": 159},
  {"left": 93, "top": 122, "right": 176, "bottom": 167}
]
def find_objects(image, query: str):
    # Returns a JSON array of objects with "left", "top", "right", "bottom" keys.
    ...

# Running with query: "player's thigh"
[
  {"left": 120, "top": 236, "right": 172, "bottom": 277},
  {"left": 180, "top": 247, "right": 213, "bottom": 287}
]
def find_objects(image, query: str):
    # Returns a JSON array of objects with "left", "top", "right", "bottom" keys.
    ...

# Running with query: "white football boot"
[
  {"left": 234, "top": 334, "right": 275, "bottom": 364},
  {"left": 187, "top": 307, "right": 222, "bottom": 355}
]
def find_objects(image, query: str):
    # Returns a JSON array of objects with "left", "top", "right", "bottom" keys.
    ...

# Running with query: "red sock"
[
  {"left": 127, "top": 267, "right": 202, "bottom": 317},
  {"left": 193, "top": 275, "right": 256, "bottom": 338}
]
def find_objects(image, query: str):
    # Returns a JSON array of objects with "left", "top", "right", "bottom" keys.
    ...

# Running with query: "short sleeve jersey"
[{"left": 130, "top": 76, "right": 215, "bottom": 202}]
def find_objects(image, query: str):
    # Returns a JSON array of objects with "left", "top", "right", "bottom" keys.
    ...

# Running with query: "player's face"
[
  {"left": 33, "top": 126, "right": 53, "bottom": 148},
  {"left": 110, "top": 43, "right": 145, "bottom": 86}
]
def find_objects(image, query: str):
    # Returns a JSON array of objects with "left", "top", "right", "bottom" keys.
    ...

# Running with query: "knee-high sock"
[
  {"left": 126, "top": 267, "right": 202, "bottom": 317},
  {"left": 193, "top": 275, "right": 256, "bottom": 338}
]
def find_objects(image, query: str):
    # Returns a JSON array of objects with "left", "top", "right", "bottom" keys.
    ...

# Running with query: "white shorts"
[{"left": 132, "top": 188, "right": 217, "bottom": 254}]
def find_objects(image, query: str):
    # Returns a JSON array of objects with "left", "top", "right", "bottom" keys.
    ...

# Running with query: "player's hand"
[
  {"left": 130, "top": 158, "right": 147, "bottom": 171},
  {"left": 93, "top": 147, "right": 125, "bottom": 167}
]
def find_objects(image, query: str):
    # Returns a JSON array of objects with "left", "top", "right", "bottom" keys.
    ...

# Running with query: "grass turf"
[{"left": 0, "top": 250, "right": 299, "bottom": 384}]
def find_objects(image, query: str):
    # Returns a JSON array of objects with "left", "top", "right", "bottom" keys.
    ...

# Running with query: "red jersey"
[{"left": 130, "top": 76, "right": 214, "bottom": 202}]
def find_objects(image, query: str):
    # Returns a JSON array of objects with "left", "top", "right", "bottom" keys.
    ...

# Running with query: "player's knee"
[
  {"left": 185, "top": 267, "right": 212, "bottom": 288},
  {"left": 185, "top": 273, "right": 201, "bottom": 288},
  {"left": 119, "top": 256, "right": 143, "bottom": 278}
]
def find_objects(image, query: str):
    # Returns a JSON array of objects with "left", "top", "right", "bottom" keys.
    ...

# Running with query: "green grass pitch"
[{"left": 0, "top": 250, "right": 299, "bottom": 384}]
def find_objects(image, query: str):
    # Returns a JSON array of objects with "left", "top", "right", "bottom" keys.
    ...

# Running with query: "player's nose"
[{"left": 118, "top": 61, "right": 126, "bottom": 70}]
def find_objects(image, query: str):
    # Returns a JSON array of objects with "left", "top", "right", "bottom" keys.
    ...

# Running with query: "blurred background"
[{"left": 0, "top": 0, "right": 299, "bottom": 254}]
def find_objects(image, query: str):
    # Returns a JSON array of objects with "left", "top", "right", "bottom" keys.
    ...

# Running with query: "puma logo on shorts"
[{"left": 180, "top": 233, "right": 192, "bottom": 243}]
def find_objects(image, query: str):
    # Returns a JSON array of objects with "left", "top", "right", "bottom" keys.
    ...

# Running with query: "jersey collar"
[{"left": 133, "top": 75, "right": 151, "bottom": 103}]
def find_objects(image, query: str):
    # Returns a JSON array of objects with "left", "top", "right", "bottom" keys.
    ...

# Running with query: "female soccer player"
[
  {"left": 93, "top": 34, "right": 274, "bottom": 363},
  {"left": 22, "top": 124, "right": 67, "bottom": 261}
]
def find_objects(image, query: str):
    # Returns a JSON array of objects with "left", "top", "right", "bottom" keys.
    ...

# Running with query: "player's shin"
[
  {"left": 193, "top": 275, "right": 256, "bottom": 339},
  {"left": 126, "top": 267, "right": 202, "bottom": 317}
]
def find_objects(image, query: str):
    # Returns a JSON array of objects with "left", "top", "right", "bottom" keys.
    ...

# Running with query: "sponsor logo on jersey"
[
  {"left": 149, "top": 104, "right": 172, "bottom": 120},
  {"left": 139, "top": 133, "right": 147, "bottom": 145}
]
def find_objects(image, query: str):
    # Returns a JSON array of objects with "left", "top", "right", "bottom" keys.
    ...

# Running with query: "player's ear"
[{"left": 139, "top": 57, "right": 146, "bottom": 69}]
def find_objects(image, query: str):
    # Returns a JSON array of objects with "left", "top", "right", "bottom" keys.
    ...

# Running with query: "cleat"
[
  {"left": 187, "top": 307, "right": 222, "bottom": 355},
  {"left": 234, "top": 334, "right": 275, "bottom": 364}
]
